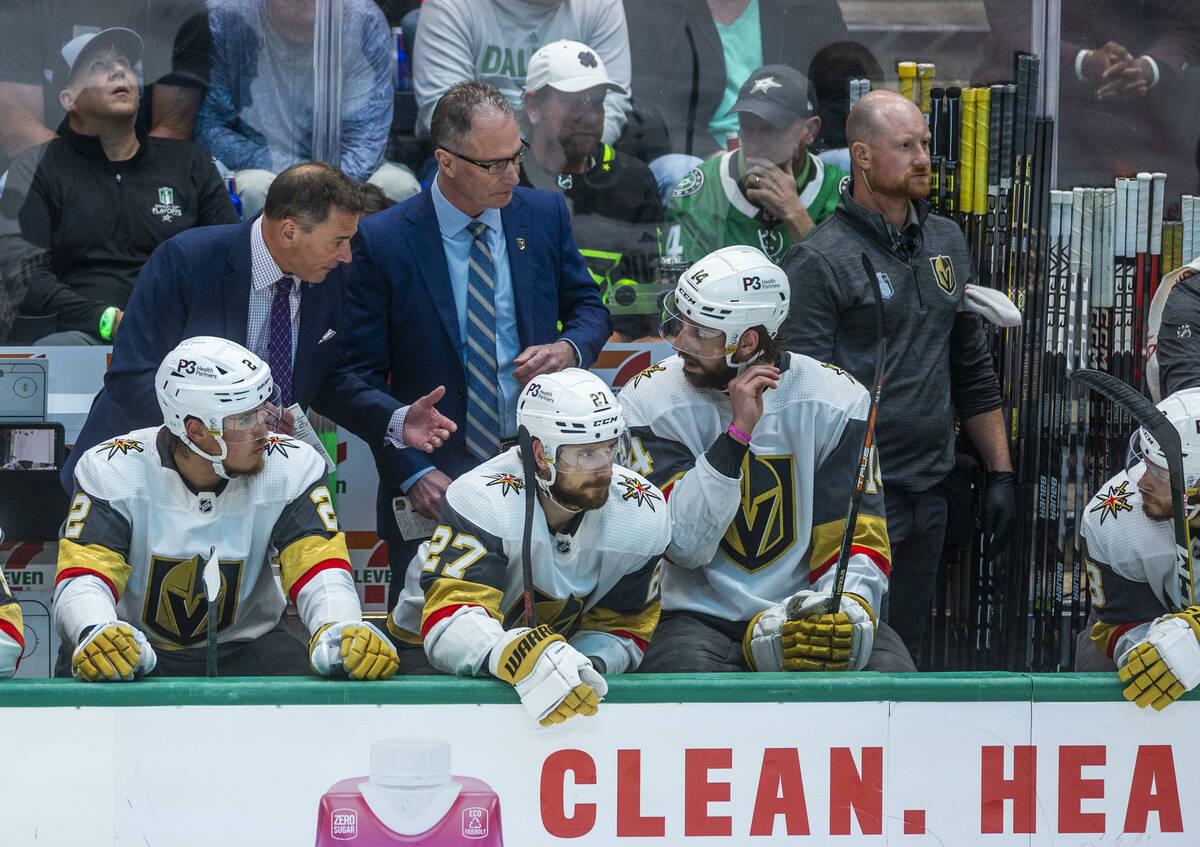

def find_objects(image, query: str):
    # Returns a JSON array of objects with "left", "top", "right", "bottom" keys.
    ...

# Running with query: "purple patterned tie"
[{"left": 268, "top": 276, "right": 293, "bottom": 406}]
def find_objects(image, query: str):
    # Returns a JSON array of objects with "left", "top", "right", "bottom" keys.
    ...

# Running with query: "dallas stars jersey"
[
  {"left": 0, "top": 565, "right": 22, "bottom": 677},
  {"left": 664, "top": 150, "right": 846, "bottom": 264},
  {"left": 1080, "top": 468, "right": 1186, "bottom": 662},
  {"left": 390, "top": 448, "right": 670, "bottom": 676},
  {"left": 53, "top": 427, "right": 354, "bottom": 651},
  {"left": 617, "top": 353, "right": 891, "bottom": 624}
]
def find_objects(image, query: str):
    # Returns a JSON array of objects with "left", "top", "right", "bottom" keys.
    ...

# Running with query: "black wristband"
[{"left": 705, "top": 431, "right": 750, "bottom": 479}]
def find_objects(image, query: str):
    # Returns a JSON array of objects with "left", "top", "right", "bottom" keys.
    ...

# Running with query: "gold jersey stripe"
[
  {"left": 421, "top": 577, "right": 503, "bottom": 633},
  {"left": 56, "top": 539, "right": 133, "bottom": 597},
  {"left": 808, "top": 513, "right": 891, "bottom": 575},
  {"left": 278, "top": 532, "right": 350, "bottom": 597},
  {"left": 577, "top": 602, "right": 661, "bottom": 648}
]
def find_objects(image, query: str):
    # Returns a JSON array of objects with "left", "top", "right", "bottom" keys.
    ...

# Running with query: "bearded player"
[
  {"left": 1076, "top": 387, "right": 1200, "bottom": 710},
  {"left": 52, "top": 336, "right": 399, "bottom": 681},
  {"left": 389, "top": 368, "right": 669, "bottom": 726},
  {"left": 617, "top": 244, "right": 915, "bottom": 673}
]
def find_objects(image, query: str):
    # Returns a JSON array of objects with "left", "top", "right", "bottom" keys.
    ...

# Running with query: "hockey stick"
[
  {"left": 823, "top": 253, "right": 888, "bottom": 614},
  {"left": 201, "top": 546, "right": 220, "bottom": 677},
  {"left": 516, "top": 425, "right": 538, "bottom": 628},
  {"left": 1070, "top": 369, "right": 1196, "bottom": 608}
]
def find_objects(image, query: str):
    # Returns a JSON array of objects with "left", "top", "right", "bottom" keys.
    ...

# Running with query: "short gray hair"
[{"left": 430, "top": 81, "right": 513, "bottom": 151}]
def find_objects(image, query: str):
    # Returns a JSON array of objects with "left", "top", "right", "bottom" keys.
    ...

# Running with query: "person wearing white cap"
[
  {"left": 520, "top": 39, "right": 661, "bottom": 340},
  {"left": 1146, "top": 256, "right": 1200, "bottom": 402},
  {"left": 0, "top": 2, "right": 210, "bottom": 158},
  {"left": 0, "top": 25, "right": 235, "bottom": 344},
  {"left": 663, "top": 63, "right": 847, "bottom": 265},
  {"left": 412, "top": 0, "right": 631, "bottom": 144}
]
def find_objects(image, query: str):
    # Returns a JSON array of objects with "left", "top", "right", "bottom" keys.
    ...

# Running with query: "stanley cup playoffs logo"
[{"left": 152, "top": 185, "right": 183, "bottom": 222}]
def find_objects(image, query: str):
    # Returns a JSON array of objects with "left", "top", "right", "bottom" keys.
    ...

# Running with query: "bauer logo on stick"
[{"left": 930, "top": 255, "right": 957, "bottom": 294}]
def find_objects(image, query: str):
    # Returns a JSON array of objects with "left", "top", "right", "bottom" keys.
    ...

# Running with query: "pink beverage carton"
[{"left": 315, "top": 738, "right": 503, "bottom": 846}]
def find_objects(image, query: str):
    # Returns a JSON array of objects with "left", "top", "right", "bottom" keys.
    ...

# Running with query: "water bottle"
[
  {"left": 394, "top": 26, "right": 409, "bottom": 92},
  {"left": 226, "top": 176, "right": 243, "bottom": 221}
]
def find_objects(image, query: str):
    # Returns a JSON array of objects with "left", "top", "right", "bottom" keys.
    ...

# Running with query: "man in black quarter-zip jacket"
[
  {"left": 0, "top": 27, "right": 234, "bottom": 344},
  {"left": 781, "top": 90, "right": 1015, "bottom": 664}
]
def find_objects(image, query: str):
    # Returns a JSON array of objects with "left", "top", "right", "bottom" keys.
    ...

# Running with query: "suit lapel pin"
[{"left": 515, "top": 237, "right": 526, "bottom": 251}]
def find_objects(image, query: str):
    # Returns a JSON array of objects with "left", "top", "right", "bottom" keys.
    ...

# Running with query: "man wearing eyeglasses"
[{"left": 343, "top": 80, "right": 610, "bottom": 625}]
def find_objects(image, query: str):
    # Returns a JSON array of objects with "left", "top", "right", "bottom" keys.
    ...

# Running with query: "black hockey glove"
[{"left": 982, "top": 470, "right": 1016, "bottom": 555}]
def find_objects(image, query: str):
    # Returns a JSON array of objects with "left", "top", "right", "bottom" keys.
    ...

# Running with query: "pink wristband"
[{"left": 727, "top": 424, "right": 751, "bottom": 445}]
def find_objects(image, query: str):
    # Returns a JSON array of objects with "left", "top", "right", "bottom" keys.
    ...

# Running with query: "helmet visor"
[
  {"left": 219, "top": 388, "right": 283, "bottom": 443},
  {"left": 659, "top": 291, "right": 729, "bottom": 359},
  {"left": 553, "top": 434, "right": 629, "bottom": 476}
]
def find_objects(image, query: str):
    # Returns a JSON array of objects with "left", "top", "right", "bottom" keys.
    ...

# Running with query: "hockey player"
[
  {"left": 1076, "top": 387, "right": 1200, "bottom": 710},
  {"left": 390, "top": 368, "right": 669, "bottom": 726},
  {"left": 1145, "top": 256, "right": 1200, "bottom": 402},
  {"left": 1, "top": 527, "right": 23, "bottom": 678},
  {"left": 618, "top": 245, "right": 915, "bottom": 673},
  {"left": 53, "top": 336, "right": 399, "bottom": 681}
]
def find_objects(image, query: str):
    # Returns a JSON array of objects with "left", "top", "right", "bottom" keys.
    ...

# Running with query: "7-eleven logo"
[{"left": 158, "top": 187, "right": 174, "bottom": 205}]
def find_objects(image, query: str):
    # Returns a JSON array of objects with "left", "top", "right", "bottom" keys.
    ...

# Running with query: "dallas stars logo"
[
  {"left": 97, "top": 438, "right": 144, "bottom": 459},
  {"left": 631, "top": 363, "right": 666, "bottom": 388},
  {"left": 1090, "top": 480, "right": 1134, "bottom": 524},
  {"left": 484, "top": 472, "right": 525, "bottom": 497},
  {"left": 618, "top": 475, "right": 661, "bottom": 510},
  {"left": 751, "top": 76, "right": 781, "bottom": 94},
  {"left": 262, "top": 436, "right": 299, "bottom": 458}
]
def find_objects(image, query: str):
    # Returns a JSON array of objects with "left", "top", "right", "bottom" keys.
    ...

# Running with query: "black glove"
[{"left": 982, "top": 470, "right": 1016, "bottom": 555}]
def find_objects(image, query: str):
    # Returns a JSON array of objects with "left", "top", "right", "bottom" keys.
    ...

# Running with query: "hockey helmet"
[
  {"left": 660, "top": 245, "right": 789, "bottom": 367},
  {"left": 516, "top": 368, "right": 627, "bottom": 485},
  {"left": 1129, "top": 387, "right": 1200, "bottom": 518},
  {"left": 156, "top": 337, "right": 278, "bottom": 473}
]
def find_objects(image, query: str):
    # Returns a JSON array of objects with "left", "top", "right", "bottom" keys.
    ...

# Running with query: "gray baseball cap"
[
  {"left": 61, "top": 27, "right": 143, "bottom": 82},
  {"left": 727, "top": 64, "right": 817, "bottom": 127}
]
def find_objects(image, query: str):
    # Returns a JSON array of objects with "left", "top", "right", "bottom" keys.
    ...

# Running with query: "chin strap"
[
  {"left": 185, "top": 433, "right": 232, "bottom": 480},
  {"left": 534, "top": 467, "right": 585, "bottom": 515}
]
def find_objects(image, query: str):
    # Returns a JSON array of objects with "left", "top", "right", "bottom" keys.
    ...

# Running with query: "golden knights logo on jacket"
[
  {"left": 719, "top": 453, "right": 796, "bottom": 572},
  {"left": 929, "top": 255, "right": 956, "bottom": 294}
]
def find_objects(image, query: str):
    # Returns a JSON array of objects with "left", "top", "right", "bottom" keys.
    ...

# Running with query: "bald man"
[{"left": 779, "top": 90, "right": 1015, "bottom": 664}]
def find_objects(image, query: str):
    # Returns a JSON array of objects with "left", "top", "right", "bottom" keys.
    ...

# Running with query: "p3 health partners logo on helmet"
[
  {"left": 719, "top": 453, "right": 797, "bottom": 572},
  {"left": 152, "top": 185, "right": 183, "bottom": 223}
]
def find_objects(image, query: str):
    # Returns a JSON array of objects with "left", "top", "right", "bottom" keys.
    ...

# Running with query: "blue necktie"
[
  {"left": 267, "top": 276, "right": 293, "bottom": 406},
  {"left": 465, "top": 220, "right": 502, "bottom": 460}
]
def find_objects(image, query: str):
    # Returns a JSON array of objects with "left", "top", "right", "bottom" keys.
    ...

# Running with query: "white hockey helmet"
[
  {"left": 156, "top": 336, "right": 277, "bottom": 475},
  {"left": 660, "top": 245, "right": 790, "bottom": 367},
  {"left": 1130, "top": 387, "right": 1200, "bottom": 518},
  {"left": 516, "top": 368, "right": 626, "bottom": 486}
]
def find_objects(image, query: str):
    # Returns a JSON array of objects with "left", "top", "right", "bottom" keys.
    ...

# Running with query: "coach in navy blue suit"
[
  {"left": 63, "top": 163, "right": 454, "bottom": 490},
  {"left": 343, "top": 81, "right": 610, "bottom": 613}
]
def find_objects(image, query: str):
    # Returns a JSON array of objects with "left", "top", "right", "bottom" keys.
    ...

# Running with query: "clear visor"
[
  {"left": 1125, "top": 430, "right": 1167, "bottom": 488},
  {"left": 550, "top": 434, "right": 629, "bottom": 475},
  {"left": 218, "top": 389, "right": 283, "bottom": 443},
  {"left": 659, "top": 291, "right": 729, "bottom": 359}
]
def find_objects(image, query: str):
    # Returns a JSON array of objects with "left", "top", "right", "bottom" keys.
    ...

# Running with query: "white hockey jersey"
[
  {"left": 616, "top": 352, "right": 891, "bottom": 623},
  {"left": 0, "top": 565, "right": 22, "bottom": 678},
  {"left": 54, "top": 427, "right": 353, "bottom": 650},
  {"left": 390, "top": 448, "right": 670, "bottom": 675},
  {"left": 1080, "top": 467, "right": 1188, "bottom": 662}
]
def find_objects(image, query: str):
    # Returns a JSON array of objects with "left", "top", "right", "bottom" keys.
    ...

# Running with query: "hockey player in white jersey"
[
  {"left": 53, "top": 337, "right": 399, "bottom": 681},
  {"left": 390, "top": 368, "right": 669, "bottom": 726},
  {"left": 618, "top": 244, "right": 915, "bottom": 673},
  {"left": 1076, "top": 387, "right": 1200, "bottom": 710},
  {"left": 1, "top": 527, "right": 23, "bottom": 678}
]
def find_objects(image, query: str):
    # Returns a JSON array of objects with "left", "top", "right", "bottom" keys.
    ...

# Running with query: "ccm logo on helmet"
[{"left": 594, "top": 416, "right": 619, "bottom": 427}]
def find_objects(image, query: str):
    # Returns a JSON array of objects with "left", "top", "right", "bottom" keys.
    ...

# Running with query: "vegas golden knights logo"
[
  {"left": 503, "top": 588, "right": 587, "bottom": 635},
  {"left": 719, "top": 454, "right": 796, "bottom": 572},
  {"left": 929, "top": 255, "right": 957, "bottom": 294},
  {"left": 142, "top": 555, "right": 242, "bottom": 645}
]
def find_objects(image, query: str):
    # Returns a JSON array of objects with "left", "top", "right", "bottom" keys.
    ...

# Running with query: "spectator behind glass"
[
  {"left": 975, "top": 0, "right": 1200, "bottom": 208},
  {"left": 0, "top": 28, "right": 236, "bottom": 345},
  {"left": 519, "top": 40, "right": 662, "bottom": 341},
  {"left": 412, "top": 0, "right": 632, "bottom": 145},
  {"left": 807, "top": 41, "right": 884, "bottom": 173},
  {"left": 0, "top": 0, "right": 209, "bottom": 161},
  {"left": 623, "top": 0, "right": 847, "bottom": 163},
  {"left": 663, "top": 64, "right": 846, "bottom": 265},
  {"left": 197, "top": 0, "right": 419, "bottom": 220}
]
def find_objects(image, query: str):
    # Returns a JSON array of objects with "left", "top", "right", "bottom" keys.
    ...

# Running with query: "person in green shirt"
[{"left": 664, "top": 63, "right": 846, "bottom": 264}]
